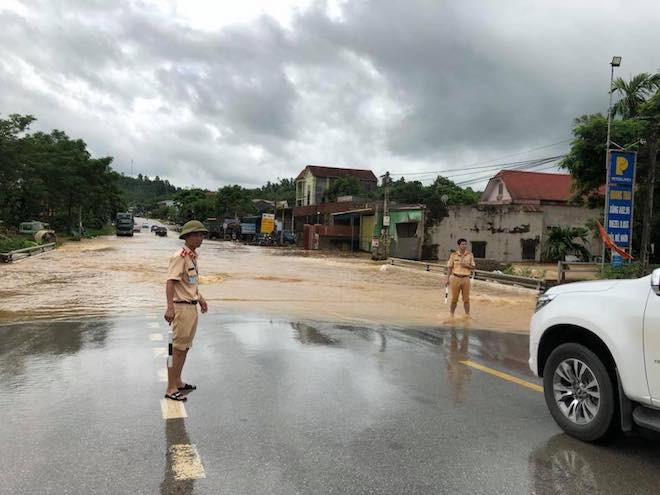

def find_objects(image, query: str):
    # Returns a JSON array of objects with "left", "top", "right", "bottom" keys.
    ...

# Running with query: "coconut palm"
[
  {"left": 542, "top": 226, "right": 591, "bottom": 262},
  {"left": 611, "top": 72, "right": 660, "bottom": 119}
]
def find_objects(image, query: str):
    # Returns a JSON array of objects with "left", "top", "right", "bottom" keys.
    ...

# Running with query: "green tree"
[
  {"left": 542, "top": 226, "right": 591, "bottom": 262},
  {"left": 174, "top": 189, "right": 215, "bottom": 223},
  {"left": 560, "top": 114, "right": 645, "bottom": 198},
  {"left": 637, "top": 92, "right": 660, "bottom": 268},
  {"left": 0, "top": 114, "right": 123, "bottom": 232},
  {"left": 324, "top": 176, "right": 364, "bottom": 202},
  {"left": 611, "top": 73, "right": 660, "bottom": 119},
  {"left": 216, "top": 185, "right": 255, "bottom": 218}
]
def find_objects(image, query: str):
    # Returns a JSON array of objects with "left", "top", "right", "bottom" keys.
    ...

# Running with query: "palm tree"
[
  {"left": 611, "top": 73, "right": 660, "bottom": 119},
  {"left": 542, "top": 226, "right": 591, "bottom": 262},
  {"left": 611, "top": 72, "right": 660, "bottom": 270}
]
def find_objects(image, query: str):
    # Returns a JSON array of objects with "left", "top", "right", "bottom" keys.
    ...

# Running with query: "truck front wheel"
[{"left": 543, "top": 343, "right": 616, "bottom": 442}]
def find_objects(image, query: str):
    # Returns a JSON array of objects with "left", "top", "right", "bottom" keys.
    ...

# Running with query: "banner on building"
[
  {"left": 261, "top": 213, "right": 275, "bottom": 234},
  {"left": 606, "top": 151, "right": 636, "bottom": 265}
]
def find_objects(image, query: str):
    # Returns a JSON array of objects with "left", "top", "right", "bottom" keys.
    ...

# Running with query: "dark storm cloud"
[{"left": 1, "top": 0, "right": 658, "bottom": 188}]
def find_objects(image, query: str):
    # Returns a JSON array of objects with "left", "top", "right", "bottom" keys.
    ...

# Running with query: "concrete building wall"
[{"left": 424, "top": 205, "right": 599, "bottom": 262}]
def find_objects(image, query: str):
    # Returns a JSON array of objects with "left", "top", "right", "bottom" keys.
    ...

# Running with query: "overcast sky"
[{"left": 1, "top": 0, "right": 659, "bottom": 190}]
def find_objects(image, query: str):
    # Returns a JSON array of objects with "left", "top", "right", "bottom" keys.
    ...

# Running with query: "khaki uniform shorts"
[
  {"left": 450, "top": 276, "right": 471, "bottom": 304},
  {"left": 172, "top": 304, "right": 198, "bottom": 350}
]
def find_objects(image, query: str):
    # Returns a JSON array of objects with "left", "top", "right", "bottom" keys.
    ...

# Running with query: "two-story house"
[{"left": 295, "top": 165, "right": 378, "bottom": 206}]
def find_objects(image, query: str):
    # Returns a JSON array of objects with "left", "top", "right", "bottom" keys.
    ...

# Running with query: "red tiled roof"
[
  {"left": 495, "top": 170, "right": 574, "bottom": 203},
  {"left": 296, "top": 165, "right": 378, "bottom": 182}
]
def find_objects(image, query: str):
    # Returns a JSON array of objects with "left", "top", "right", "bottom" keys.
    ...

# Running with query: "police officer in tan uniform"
[
  {"left": 164, "top": 220, "right": 209, "bottom": 401},
  {"left": 446, "top": 238, "right": 476, "bottom": 318}
]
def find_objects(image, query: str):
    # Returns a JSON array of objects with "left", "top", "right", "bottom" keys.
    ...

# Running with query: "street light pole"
[{"left": 601, "top": 56, "right": 621, "bottom": 269}]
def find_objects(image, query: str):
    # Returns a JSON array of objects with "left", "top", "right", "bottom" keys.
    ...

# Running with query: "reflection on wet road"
[{"left": 0, "top": 314, "right": 657, "bottom": 494}]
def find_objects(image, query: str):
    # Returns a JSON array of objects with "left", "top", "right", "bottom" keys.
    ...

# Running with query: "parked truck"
[
  {"left": 204, "top": 217, "right": 223, "bottom": 240},
  {"left": 116, "top": 212, "right": 134, "bottom": 237}
]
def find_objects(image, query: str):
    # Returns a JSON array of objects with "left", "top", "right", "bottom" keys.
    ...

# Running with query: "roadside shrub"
[
  {"left": 597, "top": 263, "right": 645, "bottom": 279},
  {"left": 0, "top": 237, "right": 37, "bottom": 252}
]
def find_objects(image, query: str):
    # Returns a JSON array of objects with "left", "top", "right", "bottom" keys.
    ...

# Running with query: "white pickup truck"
[{"left": 529, "top": 269, "right": 660, "bottom": 441}]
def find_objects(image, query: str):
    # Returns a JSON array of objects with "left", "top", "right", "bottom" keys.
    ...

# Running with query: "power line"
[
  {"left": 412, "top": 156, "right": 565, "bottom": 184},
  {"left": 391, "top": 154, "right": 566, "bottom": 180},
  {"left": 454, "top": 163, "right": 562, "bottom": 188},
  {"left": 390, "top": 138, "right": 571, "bottom": 177},
  {"left": 414, "top": 159, "right": 563, "bottom": 188}
]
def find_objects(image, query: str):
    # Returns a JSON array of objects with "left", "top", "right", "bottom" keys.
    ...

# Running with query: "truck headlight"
[{"left": 535, "top": 293, "right": 556, "bottom": 312}]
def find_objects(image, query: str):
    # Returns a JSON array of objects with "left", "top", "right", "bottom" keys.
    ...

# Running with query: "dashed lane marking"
[
  {"left": 158, "top": 368, "right": 168, "bottom": 382},
  {"left": 148, "top": 322, "right": 161, "bottom": 329},
  {"left": 460, "top": 360, "right": 543, "bottom": 393},
  {"left": 152, "top": 347, "right": 167, "bottom": 358},
  {"left": 149, "top": 333, "right": 164, "bottom": 341},
  {"left": 160, "top": 399, "right": 188, "bottom": 419},
  {"left": 169, "top": 444, "right": 206, "bottom": 480}
]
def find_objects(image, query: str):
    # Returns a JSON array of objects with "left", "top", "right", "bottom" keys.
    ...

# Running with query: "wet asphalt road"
[{"left": 0, "top": 314, "right": 659, "bottom": 494}]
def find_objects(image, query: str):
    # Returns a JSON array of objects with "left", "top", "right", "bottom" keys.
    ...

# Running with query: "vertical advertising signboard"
[
  {"left": 606, "top": 151, "right": 636, "bottom": 266},
  {"left": 261, "top": 213, "right": 275, "bottom": 234}
]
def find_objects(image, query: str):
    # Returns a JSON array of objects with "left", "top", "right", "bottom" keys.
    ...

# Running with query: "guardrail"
[
  {"left": 388, "top": 257, "right": 545, "bottom": 291},
  {"left": 556, "top": 261, "right": 601, "bottom": 284},
  {"left": 0, "top": 243, "right": 56, "bottom": 263}
]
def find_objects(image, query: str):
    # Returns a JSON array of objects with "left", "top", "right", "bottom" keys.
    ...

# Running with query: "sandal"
[
  {"left": 178, "top": 383, "right": 197, "bottom": 391},
  {"left": 164, "top": 391, "right": 187, "bottom": 401}
]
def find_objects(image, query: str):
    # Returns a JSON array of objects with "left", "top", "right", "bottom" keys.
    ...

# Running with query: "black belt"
[
  {"left": 174, "top": 300, "right": 198, "bottom": 305},
  {"left": 452, "top": 274, "right": 470, "bottom": 278}
]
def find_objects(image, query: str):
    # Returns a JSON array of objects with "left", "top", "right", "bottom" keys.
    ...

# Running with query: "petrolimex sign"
[
  {"left": 609, "top": 151, "right": 635, "bottom": 185},
  {"left": 606, "top": 151, "right": 636, "bottom": 263}
]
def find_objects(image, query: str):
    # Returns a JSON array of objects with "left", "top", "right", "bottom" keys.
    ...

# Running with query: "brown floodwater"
[{"left": 0, "top": 219, "right": 537, "bottom": 331}]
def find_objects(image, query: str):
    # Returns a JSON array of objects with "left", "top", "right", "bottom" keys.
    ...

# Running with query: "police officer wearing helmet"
[{"left": 163, "top": 220, "right": 209, "bottom": 401}]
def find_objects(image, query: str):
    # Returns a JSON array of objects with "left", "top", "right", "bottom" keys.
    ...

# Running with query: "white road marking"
[
  {"left": 169, "top": 444, "right": 206, "bottom": 480},
  {"left": 158, "top": 368, "right": 168, "bottom": 382},
  {"left": 148, "top": 322, "right": 161, "bottom": 329},
  {"left": 149, "top": 333, "right": 164, "bottom": 341},
  {"left": 160, "top": 399, "right": 188, "bottom": 419}
]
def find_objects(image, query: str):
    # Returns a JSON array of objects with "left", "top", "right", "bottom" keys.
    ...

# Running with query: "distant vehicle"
[
  {"left": 155, "top": 226, "right": 168, "bottom": 237},
  {"left": 204, "top": 218, "right": 223, "bottom": 239},
  {"left": 530, "top": 269, "right": 660, "bottom": 442},
  {"left": 151, "top": 225, "right": 159, "bottom": 232},
  {"left": 18, "top": 221, "right": 50, "bottom": 235},
  {"left": 116, "top": 212, "right": 134, "bottom": 236},
  {"left": 18, "top": 221, "right": 56, "bottom": 244},
  {"left": 142, "top": 223, "right": 149, "bottom": 229},
  {"left": 133, "top": 224, "right": 141, "bottom": 233},
  {"left": 282, "top": 231, "right": 297, "bottom": 245}
]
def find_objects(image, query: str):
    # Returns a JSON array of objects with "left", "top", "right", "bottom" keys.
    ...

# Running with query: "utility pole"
[
  {"left": 640, "top": 126, "right": 658, "bottom": 272},
  {"left": 382, "top": 171, "right": 391, "bottom": 259},
  {"left": 602, "top": 56, "right": 622, "bottom": 270}
]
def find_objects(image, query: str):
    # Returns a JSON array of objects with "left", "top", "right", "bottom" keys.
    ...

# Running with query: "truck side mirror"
[{"left": 652, "top": 268, "right": 660, "bottom": 296}]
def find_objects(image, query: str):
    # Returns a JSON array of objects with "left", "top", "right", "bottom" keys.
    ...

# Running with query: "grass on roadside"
[{"left": 0, "top": 236, "right": 37, "bottom": 253}]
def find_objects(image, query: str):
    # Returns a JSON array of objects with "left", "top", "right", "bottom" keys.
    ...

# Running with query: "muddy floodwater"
[{"left": 0, "top": 221, "right": 536, "bottom": 331}]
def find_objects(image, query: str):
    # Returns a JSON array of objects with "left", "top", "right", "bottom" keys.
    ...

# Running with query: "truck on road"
[{"left": 116, "top": 212, "right": 134, "bottom": 237}]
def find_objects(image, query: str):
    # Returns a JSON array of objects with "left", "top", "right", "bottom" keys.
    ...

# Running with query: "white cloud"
[{"left": 1, "top": 0, "right": 659, "bottom": 191}]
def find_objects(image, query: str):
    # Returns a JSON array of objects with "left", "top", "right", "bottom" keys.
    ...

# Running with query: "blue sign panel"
[
  {"left": 607, "top": 185, "right": 633, "bottom": 249},
  {"left": 606, "top": 151, "right": 636, "bottom": 263},
  {"left": 608, "top": 151, "right": 636, "bottom": 185},
  {"left": 240, "top": 223, "right": 256, "bottom": 234}
]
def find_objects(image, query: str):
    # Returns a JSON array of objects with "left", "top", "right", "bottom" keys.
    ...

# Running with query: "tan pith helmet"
[{"left": 179, "top": 220, "right": 208, "bottom": 239}]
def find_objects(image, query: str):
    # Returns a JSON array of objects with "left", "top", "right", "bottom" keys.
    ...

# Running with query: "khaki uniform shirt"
[
  {"left": 447, "top": 250, "right": 476, "bottom": 277},
  {"left": 167, "top": 245, "right": 201, "bottom": 302}
]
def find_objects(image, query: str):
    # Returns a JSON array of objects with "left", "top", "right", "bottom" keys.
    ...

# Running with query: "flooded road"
[
  {"left": 0, "top": 219, "right": 537, "bottom": 331},
  {"left": 0, "top": 313, "right": 658, "bottom": 494}
]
